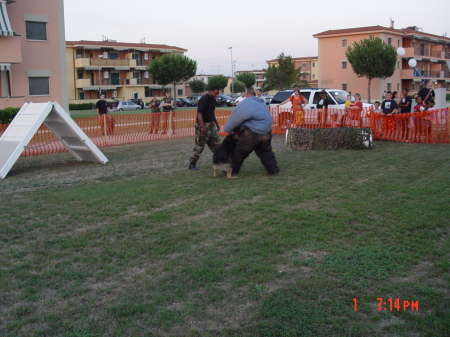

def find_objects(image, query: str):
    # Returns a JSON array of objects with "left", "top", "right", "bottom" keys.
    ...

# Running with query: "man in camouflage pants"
[{"left": 189, "top": 85, "right": 221, "bottom": 170}]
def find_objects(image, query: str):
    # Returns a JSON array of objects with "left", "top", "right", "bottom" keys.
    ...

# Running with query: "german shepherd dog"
[{"left": 213, "top": 131, "right": 240, "bottom": 178}]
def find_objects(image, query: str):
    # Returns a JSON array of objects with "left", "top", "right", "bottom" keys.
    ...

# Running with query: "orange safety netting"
[{"left": 0, "top": 107, "right": 448, "bottom": 156}]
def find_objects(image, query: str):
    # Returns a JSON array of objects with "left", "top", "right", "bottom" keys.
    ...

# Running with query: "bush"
[
  {"left": 286, "top": 128, "right": 373, "bottom": 150},
  {"left": 0, "top": 107, "right": 20, "bottom": 124},
  {"left": 69, "top": 103, "right": 95, "bottom": 111},
  {"left": 446, "top": 93, "right": 450, "bottom": 101}
]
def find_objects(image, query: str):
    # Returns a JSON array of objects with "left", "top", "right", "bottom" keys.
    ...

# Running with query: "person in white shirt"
[{"left": 233, "top": 91, "right": 246, "bottom": 106}]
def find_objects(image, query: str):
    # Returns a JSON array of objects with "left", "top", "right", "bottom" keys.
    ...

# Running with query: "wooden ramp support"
[{"left": 0, "top": 102, "right": 108, "bottom": 179}]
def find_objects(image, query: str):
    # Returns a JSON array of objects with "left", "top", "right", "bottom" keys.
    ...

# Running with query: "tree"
[
  {"left": 262, "top": 53, "right": 303, "bottom": 91},
  {"left": 345, "top": 36, "right": 397, "bottom": 103},
  {"left": 229, "top": 80, "right": 246, "bottom": 93},
  {"left": 236, "top": 72, "right": 256, "bottom": 89},
  {"left": 207, "top": 75, "right": 228, "bottom": 92},
  {"left": 189, "top": 79, "right": 206, "bottom": 96},
  {"left": 147, "top": 54, "right": 197, "bottom": 101}
]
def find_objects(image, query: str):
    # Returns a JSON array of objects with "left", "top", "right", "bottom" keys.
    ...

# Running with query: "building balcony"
[
  {"left": 409, "top": 47, "right": 450, "bottom": 60},
  {"left": 75, "top": 78, "right": 92, "bottom": 88},
  {"left": 76, "top": 77, "right": 156, "bottom": 89},
  {"left": 0, "top": 36, "right": 22, "bottom": 63},
  {"left": 74, "top": 57, "right": 141, "bottom": 69},
  {"left": 401, "top": 69, "right": 450, "bottom": 81}
]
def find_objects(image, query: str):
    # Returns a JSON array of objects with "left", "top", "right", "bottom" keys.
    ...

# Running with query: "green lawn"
[{"left": 1, "top": 137, "right": 449, "bottom": 336}]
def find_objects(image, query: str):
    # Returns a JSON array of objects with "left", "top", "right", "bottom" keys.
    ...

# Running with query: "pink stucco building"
[
  {"left": 0, "top": 0, "right": 67, "bottom": 110},
  {"left": 314, "top": 25, "right": 450, "bottom": 101}
]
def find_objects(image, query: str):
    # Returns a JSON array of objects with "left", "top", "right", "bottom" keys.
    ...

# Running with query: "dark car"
[
  {"left": 128, "top": 98, "right": 145, "bottom": 109},
  {"left": 177, "top": 98, "right": 197, "bottom": 107},
  {"left": 215, "top": 94, "right": 233, "bottom": 107}
]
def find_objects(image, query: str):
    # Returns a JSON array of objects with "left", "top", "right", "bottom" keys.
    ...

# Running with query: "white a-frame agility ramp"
[{"left": 0, "top": 102, "right": 108, "bottom": 179}]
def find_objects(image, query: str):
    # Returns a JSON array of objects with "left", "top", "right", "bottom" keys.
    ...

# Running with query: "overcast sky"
[{"left": 63, "top": 0, "right": 449, "bottom": 76}]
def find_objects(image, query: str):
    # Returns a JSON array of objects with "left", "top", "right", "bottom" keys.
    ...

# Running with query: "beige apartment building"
[
  {"left": 0, "top": 0, "right": 68, "bottom": 110},
  {"left": 267, "top": 56, "right": 319, "bottom": 88},
  {"left": 66, "top": 40, "right": 187, "bottom": 104},
  {"left": 234, "top": 69, "right": 267, "bottom": 91},
  {"left": 314, "top": 25, "right": 450, "bottom": 101}
]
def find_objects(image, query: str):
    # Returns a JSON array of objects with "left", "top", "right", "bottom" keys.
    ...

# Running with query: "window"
[
  {"left": 302, "top": 62, "right": 307, "bottom": 68},
  {"left": 312, "top": 62, "right": 315, "bottom": 67},
  {"left": 342, "top": 83, "right": 347, "bottom": 91},
  {"left": 312, "top": 74, "right": 315, "bottom": 79},
  {"left": 342, "top": 39, "right": 347, "bottom": 47},
  {"left": 388, "top": 37, "right": 392, "bottom": 45},
  {"left": 79, "top": 92, "right": 85, "bottom": 100},
  {"left": 387, "top": 83, "right": 392, "bottom": 91},
  {"left": 177, "top": 89, "right": 183, "bottom": 96},
  {"left": 26, "top": 21, "right": 47, "bottom": 40},
  {"left": 342, "top": 61, "right": 347, "bottom": 69},
  {"left": 109, "top": 52, "right": 119, "bottom": 60},
  {"left": 77, "top": 72, "right": 83, "bottom": 79},
  {"left": 29, "top": 77, "right": 49, "bottom": 95},
  {"left": 302, "top": 74, "right": 307, "bottom": 80},
  {"left": 397, "top": 83, "right": 400, "bottom": 91}
]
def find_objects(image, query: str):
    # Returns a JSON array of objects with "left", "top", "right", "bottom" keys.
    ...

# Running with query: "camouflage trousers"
[{"left": 190, "top": 122, "right": 221, "bottom": 165}]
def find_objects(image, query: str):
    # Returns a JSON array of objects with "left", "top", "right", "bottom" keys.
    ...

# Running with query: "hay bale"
[{"left": 286, "top": 128, "right": 372, "bottom": 150}]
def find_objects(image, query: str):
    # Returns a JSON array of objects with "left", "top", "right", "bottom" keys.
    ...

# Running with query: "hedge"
[
  {"left": 0, "top": 107, "right": 20, "bottom": 124},
  {"left": 286, "top": 128, "right": 373, "bottom": 150}
]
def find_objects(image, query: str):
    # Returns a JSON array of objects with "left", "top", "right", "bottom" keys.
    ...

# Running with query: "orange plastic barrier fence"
[
  {"left": 268, "top": 106, "right": 449, "bottom": 143},
  {"left": 0, "top": 107, "right": 448, "bottom": 156}
]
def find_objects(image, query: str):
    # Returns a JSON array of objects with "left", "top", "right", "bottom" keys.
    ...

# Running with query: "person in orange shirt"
[{"left": 277, "top": 88, "right": 308, "bottom": 128}]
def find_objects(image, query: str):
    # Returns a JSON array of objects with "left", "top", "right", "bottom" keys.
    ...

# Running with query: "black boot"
[{"left": 189, "top": 163, "right": 199, "bottom": 170}]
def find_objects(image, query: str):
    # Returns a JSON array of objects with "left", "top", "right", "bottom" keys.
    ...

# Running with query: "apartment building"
[
  {"left": 66, "top": 40, "right": 187, "bottom": 104},
  {"left": 266, "top": 56, "right": 319, "bottom": 88},
  {"left": 314, "top": 25, "right": 450, "bottom": 100},
  {"left": 0, "top": 0, "right": 68, "bottom": 110},
  {"left": 234, "top": 69, "right": 267, "bottom": 90}
]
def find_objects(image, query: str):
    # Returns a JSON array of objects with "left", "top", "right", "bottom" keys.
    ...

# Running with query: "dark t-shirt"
[
  {"left": 381, "top": 99, "right": 398, "bottom": 114},
  {"left": 417, "top": 88, "right": 435, "bottom": 102},
  {"left": 399, "top": 96, "right": 413, "bottom": 113},
  {"left": 96, "top": 100, "right": 109, "bottom": 115},
  {"left": 197, "top": 93, "right": 216, "bottom": 123},
  {"left": 316, "top": 98, "right": 331, "bottom": 109}
]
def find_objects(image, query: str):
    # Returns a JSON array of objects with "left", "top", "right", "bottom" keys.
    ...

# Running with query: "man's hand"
[{"left": 200, "top": 126, "right": 207, "bottom": 135}]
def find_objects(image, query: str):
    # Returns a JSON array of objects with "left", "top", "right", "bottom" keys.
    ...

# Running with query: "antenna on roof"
[
  {"left": 389, "top": 18, "right": 394, "bottom": 29},
  {"left": 140, "top": 37, "right": 146, "bottom": 44}
]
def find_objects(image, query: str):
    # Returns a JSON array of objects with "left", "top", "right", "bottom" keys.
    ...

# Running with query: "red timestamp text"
[{"left": 352, "top": 298, "right": 419, "bottom": 311}]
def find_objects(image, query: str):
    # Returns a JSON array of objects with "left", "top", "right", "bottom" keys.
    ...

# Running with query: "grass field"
[{"left": 1, "top": 136, "right": 449, "bottom": 336}]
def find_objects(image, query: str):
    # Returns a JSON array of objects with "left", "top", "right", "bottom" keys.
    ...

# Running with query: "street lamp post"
[
  {"left": 98, "top": 54, "right": 104, "bottom": 98},
  {"left": 228, "top": 47, "right": 234, "bottom": 95}
]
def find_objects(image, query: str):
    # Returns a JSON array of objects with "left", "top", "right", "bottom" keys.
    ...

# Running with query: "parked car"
[
  {"left": 269, "top": 88, "right": 373, "bottom": 126},
  {"left": 216, "top": 94, "right": 233, "bottom": 107},
  {"left": 186, "top": 95, "right": 204, "bottom": 103},
  {"left": 117, "top": 101, "right": 142, "bottom": 111},
  {"left": 263, "top": 95, "right": 274, "bottom": 105},
  {"left": 128, "top": 98, "right": 145, "bottom": 109},
  {"left": 269, "top": 88, "right": 373, "bottom": 110},
  {"left": 177, "top": 98, "right": 197, "bottom": 107}
]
